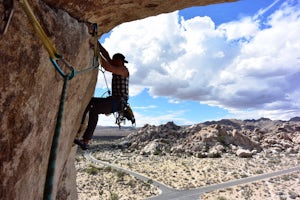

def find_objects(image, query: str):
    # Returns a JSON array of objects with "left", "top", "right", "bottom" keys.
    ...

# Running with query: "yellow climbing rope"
[
  {"left": 20, "top": 0, "right": 58, "bottom": 59},
  {"left": 19, "top": 0, "right": 100, "bottom": 79}
]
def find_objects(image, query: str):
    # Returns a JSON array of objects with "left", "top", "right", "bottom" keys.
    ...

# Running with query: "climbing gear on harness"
[
  {"left": 115, "top": 102, "right": 136, "bottom": 128},
  {"left": 123, "top": 103, "right": 135, "bottom": 124},
  {"left": 98, "top": 64, "right": 134, "bottom": 128},
  {"left": 19, "top": 0, "right": 101, "bottom": 199},
  {"left": 1, "top": 0, "right": 14, "bottom": 35}
]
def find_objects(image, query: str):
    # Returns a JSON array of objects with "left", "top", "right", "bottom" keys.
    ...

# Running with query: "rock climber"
[{"left": 74, "top": 42, "right": 131, "bottom": 150}]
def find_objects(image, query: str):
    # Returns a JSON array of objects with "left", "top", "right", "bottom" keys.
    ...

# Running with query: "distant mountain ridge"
[{"left": 289, "top": 117, "right": 300, "bottom": 122}]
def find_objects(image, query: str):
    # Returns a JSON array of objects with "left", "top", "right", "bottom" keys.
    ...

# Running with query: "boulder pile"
[{"left": 121, "top": 118, "right": 300, "bottom": 158}]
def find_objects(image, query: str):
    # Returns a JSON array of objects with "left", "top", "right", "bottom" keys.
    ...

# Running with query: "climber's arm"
[
  {"left": 98, "top": 42, "right": 112, "bottom": 62},
  {"left": 99, "top": 55, "right": 129, "bottom": 77}
]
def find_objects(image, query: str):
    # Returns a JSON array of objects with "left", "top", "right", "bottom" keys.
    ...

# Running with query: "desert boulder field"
[{"left": 76, "top": 118, "right": 300, "bottom": 200}]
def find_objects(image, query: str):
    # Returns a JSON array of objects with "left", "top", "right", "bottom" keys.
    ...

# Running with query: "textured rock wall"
[
  {"left": 44, "top": 0, "right": 235, "bottom": 34},
  {"left": 0, "top": 1, "right": 95, "bottom": 199},
  {"left": 0, "top": 0, "right": 235, "bottom": 199}
]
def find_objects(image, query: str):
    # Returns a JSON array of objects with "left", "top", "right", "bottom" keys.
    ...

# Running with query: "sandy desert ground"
[{"left": 76, "top": 138, "right": 300, "bottom": 200}]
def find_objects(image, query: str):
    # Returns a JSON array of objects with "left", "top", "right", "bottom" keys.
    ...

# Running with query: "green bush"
[
  {"left": 85, "top": 165, "right": 100, "bottom": 175},
  {"left": 104, "top": 166, "right": 112, "bottom": 172},
  {"left": 147, "top": 179, "right": 153, "bottom": 184},
  {"left": 217, "top": 135, "right": 227, "bottom": 146},
  {"left": 110, "top": 192, "right": 119, "bottom": 200},
  {"left": 117, "top": 171, "right": 126, "bottom": 181}
]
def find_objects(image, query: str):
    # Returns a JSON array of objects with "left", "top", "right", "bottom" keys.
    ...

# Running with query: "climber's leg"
[{"left": 74, "top": 97, "right": 114, "bottom": 150}]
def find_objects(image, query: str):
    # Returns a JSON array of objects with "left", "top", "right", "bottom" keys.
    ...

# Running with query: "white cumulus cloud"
[{"left": 98, "top": 0, "right": 300, "bottom": 121}]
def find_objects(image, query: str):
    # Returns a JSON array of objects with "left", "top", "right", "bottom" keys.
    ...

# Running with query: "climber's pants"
[{"left": 81, "top": 96, "right": 124, "bottom": 140}]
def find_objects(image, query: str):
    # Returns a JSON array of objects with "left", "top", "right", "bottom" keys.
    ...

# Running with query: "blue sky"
[{"left": 95, "top": 0, "right": 300, "bottom": 127}]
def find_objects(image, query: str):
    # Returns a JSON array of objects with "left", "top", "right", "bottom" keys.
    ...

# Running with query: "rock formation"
[
  {"left": 124, "top": 118, "right": 300, "bottom": 158},
  {"left": 0, "top": 0, "right": 235, "bottom": 199}
]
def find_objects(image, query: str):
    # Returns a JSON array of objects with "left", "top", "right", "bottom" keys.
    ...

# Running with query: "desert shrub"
[
  {"left": 281, "top": 174, "right": 291, "bottom": 181},
  {"left": 217, "top": 135, "right": 227, "bottom": 146},
  {"left": 147, "top": 179, "right": 153, "bottom": 184},
  {"left": 127, "top": 180, "right": 136, "bottom": 187},
  {"left": 104, "top": 166, "right": 112, "bottom": 172},
  {"left": 153, "top": 149, "right": 163, "bottom": 156},
  {"left": 110, "top": 192, "right": 119, "bottom": 200},
  {"left": 241, "top": 185, "right": 253, "bottom": 200},
  {"left": 207, "top": 151, "right": 221, "bottom": 158},
  {"left": 117, "top": 170, "right": 126, "bottom": 181},
  {"left": 127, "top": 163, "right": 132, "bottom": 169},
  {"left": 85, "top": 165, "right": 100, "bottom": 175},
  {"left": 196, "top": 152, "right": 207, "bottom": 158},
  {"left": 268, "top": 157, "right": 281, "bottom": 164},
  {"left": 241, "top": 173, "right": 248, "bottom": 178}
]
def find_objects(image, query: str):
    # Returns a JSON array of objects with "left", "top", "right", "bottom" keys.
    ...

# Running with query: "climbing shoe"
[{"left": 74, "top": 139, "right": 89, "bottom": 150}]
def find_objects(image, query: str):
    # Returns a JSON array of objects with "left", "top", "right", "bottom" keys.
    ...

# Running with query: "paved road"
[
  {"left": 84, "top": 152, "right": 300, "bottom": 200},
  {"left": 84, "top": 152, "right": 175, "bottom": 194}
]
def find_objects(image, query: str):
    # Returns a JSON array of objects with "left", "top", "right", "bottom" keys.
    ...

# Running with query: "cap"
[{"left": 112, "top": 53, "right": 128, "bottom": 63}]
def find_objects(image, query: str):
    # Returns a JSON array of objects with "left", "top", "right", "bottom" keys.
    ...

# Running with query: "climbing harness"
[
  {"left": 98, "top": 69, "right": 136, "bottom": 128},
  {"left": 99, "top": 70, "right": 136, "bottom": 128},
  {"left": 1, "top": 0, "right": 14, "bottom": 35},
  {"left": 115, "top": 102, "right": 136, "bottom": 128},
  {"left": 18, "top": 0, "right": 100, "bottom": 199}
]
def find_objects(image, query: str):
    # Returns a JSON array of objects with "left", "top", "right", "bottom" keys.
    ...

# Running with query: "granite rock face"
[
  {"left": 0, "top": 0, "right": 235, "bottom": 199},
  {"left": 43, "top": 0, "right": 235, "bottom": 34},
  {"left": 1, "top": 1, "right": 95, "bottom": 200}
]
